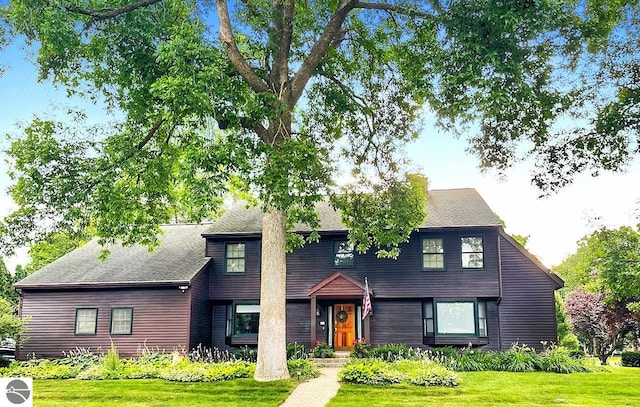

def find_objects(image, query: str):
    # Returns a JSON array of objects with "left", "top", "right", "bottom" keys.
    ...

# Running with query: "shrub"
[
  {"left": 312, "top": 341, "right": 334, "bottom": 358},
  {"left": 493, "top": 344, "right": 541, "bottom": 372},
  {"left": 340, "top": 359, "right": 458, "bottom": 386},
  {"left": 234, "top": 346, "right": 257, "bottom": 362},
  {"left": 351, "top": 338, "right": 371, "bottom": 359},
  {"left": 621, "top": 351, "right": 640, "bottom": 367},
  {"left": 158, "top": 360, "right": 254, "bottom": 382},
  {"left": 368, "top": 343, "right": 413, "bottom": 362},
  {"left": 287, "top": 359, "right": 320, "bottom": 380},
  {"left": 539, "top": 345, "right": 591, "bottom": 373},
  {"left": 453, "top": 349, "right": 497, "bottom": 372},
  {"left": 286, "top": 342, "right": 307, "bottom": 360},
  {"left": 188, "top": 344, "right": 233, "bottom": 363},
  {"left": 0, "top": 356, "right": 11, "bottom": 368},
  {"left": 59, "top": 347, "right": 101, "bottom": 370},
  {"left": 340, "top": 359, "right": 402, "bottom": 385}
]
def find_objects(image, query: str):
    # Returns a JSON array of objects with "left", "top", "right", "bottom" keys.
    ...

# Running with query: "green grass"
[
  {"left": 34, "top": 378, "right": 296, "bottom": 407},
  {"left": 327, "top": 366, "right": 640, "bottom": 407}
]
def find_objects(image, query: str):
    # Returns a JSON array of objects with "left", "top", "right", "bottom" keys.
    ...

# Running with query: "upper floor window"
[
  {"left": 334, "top": 241, "right": 355, "bottom": 268},
  {"left": 225, "top": 243, "right": 246, "bottom": 273},
  {"left": 75, "top": 308, "right": 98, "bottom": 335},
  {"left": 110, "top": 307, "right": 133, "bottom": 335},
  {"left": 422, "top": 238, "right": 444, "bottom": 270},
  {"left": 461, "top": 237, "right": 484, "bottom": 268}
]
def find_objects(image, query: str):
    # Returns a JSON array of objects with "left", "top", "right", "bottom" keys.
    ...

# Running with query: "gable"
[
  {"left": 499, "top": 230, "right": 564, "bottom": 289},
  {"left": 307, "top": 272, "right": 372, "bottom": 298}
]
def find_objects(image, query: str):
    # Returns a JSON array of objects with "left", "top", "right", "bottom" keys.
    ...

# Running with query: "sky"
[{"left": 1, "top": 36, "right": 639, "bottom": 273}]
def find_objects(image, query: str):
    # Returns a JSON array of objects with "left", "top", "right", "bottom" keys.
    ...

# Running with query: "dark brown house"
[{"left": 15, "top": 188, "right": 563, "bottom": 359}]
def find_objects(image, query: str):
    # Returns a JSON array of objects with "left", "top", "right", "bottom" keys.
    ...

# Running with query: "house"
[{"left": 14, "top": 188, "right": 563, "bottom": 359}]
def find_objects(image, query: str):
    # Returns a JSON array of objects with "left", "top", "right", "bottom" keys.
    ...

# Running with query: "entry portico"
[{"left": 308, "top": 271, "right": 373, "bottom": 350}]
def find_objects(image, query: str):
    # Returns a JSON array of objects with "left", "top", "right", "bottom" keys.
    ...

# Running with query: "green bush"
[
  {"left": 286, "top": 342, "right": 307, "bottom": 360},
  {"left": 539, "top": 345, "right": 591, "bottom": 373},
  {"left": 493, "top": 344, "right": 541, "bottom": 372},
  {"left": 158, "top": 360, "right": 254, "bottom": 382},
  {"left": 59, "top": 347, "right": 101, "bottom": 370},
  {"left": 312, "top": 341, "right": 334, "bottom": 358},
  {"left": 234, "top": 346, "right": 257, "bottom": 362},
  {"left": 621, "top": 351, "right": 640, "bottom": 367},
  {"left": 188, "top": 344, "right": 233, "bottom": 363},
  {"left": 287, "top": 359, "right": 320, "bottom": 380},
  {"left": 350, "top": 338, "right": 371, "bottom": 359},
  {"left": 340, "top": 359, "right": 458, "bottom": 387},
  {"left": 368, "top": 343, "right": 413, "bottom": 362},
  {"left": 453, "top": 349, "right": 497, "bottom": 372}
]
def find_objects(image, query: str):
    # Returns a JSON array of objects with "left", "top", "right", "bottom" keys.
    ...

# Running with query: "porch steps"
[{"left": 310, "top": 351, "right": 351, "bottom": 368}]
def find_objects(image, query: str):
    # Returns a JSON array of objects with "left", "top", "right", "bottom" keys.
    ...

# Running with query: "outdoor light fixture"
[
  {"left": 316, "top": 306, "right": 321, "bottom": 317},
  {"left": 178, "top": 285, "right": 190, "bottom": 292}
]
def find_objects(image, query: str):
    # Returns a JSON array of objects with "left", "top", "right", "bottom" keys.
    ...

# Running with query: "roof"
[
  {"left": 203, "top": 188, "right": 502, "bottom": 235},
  {"left": 15, "top": 224, "right": 212, "bottom": 289}
]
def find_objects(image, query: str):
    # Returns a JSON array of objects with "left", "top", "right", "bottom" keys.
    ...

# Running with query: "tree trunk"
[{"left": 254, "top": 204, "right": 290, "bottom": 381}]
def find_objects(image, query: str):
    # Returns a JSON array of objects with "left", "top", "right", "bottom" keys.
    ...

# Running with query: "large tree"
[
  {"left": 554, "top": 225, "right": 640, "bottom": 305},
  {"left": 0, "top": 0, "right": 636, "bottom": 380},
  {"left": 565, "top": 289, "right": 637, "bottom": 364}
]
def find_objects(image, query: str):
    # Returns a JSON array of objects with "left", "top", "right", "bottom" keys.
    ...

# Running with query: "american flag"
[{"left": 362, "top": 277, "right": 372, "bottom": 319}]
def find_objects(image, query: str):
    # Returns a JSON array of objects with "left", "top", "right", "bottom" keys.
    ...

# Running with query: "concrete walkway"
[{"left": 280, "top": 367, "right": 341, "bottom": 407}]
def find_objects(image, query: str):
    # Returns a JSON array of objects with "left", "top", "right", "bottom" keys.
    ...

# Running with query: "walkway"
[{"left": 280, "top": 367, "right": 341, "bottom": 407}]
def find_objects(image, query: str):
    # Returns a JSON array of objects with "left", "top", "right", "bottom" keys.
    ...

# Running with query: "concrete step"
[{"left": 310, "top": 355, "right": 351, "bottom": 368}]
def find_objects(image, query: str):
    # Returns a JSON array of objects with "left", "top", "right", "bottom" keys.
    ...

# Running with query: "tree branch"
[
  {"left": 50, "top": 0, "right": 164, "bottom": 21},
  {"left": 270, "top": 0, "right": 295, "bottom": 103},
  {"left": 137, "top": 118, "right": 165, "bottom": 150},
  {"left": 217, "top": 0, "right": 270, "bottom": 94},
  {"left": 290, "top": 0, "right": 358, "bottom": 105},
  {"left": 353, "top": 1, "right": 434, "bottom": 18}
]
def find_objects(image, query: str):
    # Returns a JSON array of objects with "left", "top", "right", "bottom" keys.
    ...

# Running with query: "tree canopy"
[
  {"left": 554, "top": 225, "right": 640, "bottom": 305},
  {"left": 1, "top": 0, "right": 639, "bottom": 380}
]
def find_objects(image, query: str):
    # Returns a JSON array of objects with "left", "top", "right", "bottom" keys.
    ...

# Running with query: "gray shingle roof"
[
  {"left": 203, "top": 188, "right": 501, "bottom": 235},
  {"left": 15, "top": 224, "right": 212, "bottom": 288},
  {"left": 16, "top": 188, "right": 500, "bottom": 288}
]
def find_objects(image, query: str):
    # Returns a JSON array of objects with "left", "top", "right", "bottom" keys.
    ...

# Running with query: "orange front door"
[{"left": 334, "top": 303, "right": 355, "bottom": 350}]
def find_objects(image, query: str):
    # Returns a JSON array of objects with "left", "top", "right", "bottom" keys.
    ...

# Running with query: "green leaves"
[{"left": 333, "top": 174, "right": 427, "bottom": 258}]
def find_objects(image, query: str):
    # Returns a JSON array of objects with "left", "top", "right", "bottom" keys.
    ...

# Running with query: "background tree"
[
  {"left": 555, "top": 226, "right": 640, "bottom": 305},
  {"left": 0, "top": 298, "right": 25, "bottom": 344},
  {"left": 0, "top": 0, "right": 637, "bottom": 380},
  {"left": 565, "top": 289, "right": 637, "bottom": 364}
]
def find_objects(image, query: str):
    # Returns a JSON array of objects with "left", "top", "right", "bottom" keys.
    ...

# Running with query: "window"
[
  {"left": 422, "top": 238, "right": 444, "bottom": 269},
  {"left": 423, "top": 300, "right": 488, "bottom": 339},
  {"left": 75, "top": 308, "right": 98, "bottom": 335},
  {"left": 226, "top": 304, "right": 260, "bottom": 338},
  {"left": 461, "top": 237, "right": 484, "bottom": 268},
  {"left": 334, "top": 241, "right": 355, "bottom": 267},
  {"left": 110, "top": 307, "right": 133, "bottom": 335},
  {"left": 225, "top": 243, "right": 246, "bottom": 273}
]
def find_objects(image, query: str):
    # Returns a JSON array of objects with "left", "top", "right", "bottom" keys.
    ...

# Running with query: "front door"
[{"left": 333, "top": 303, "right": 355, "bottom": 350}]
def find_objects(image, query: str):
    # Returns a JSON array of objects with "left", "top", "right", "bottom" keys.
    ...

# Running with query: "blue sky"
[{"left": 1, "top": 36, "right": 639, "bottom": 272}]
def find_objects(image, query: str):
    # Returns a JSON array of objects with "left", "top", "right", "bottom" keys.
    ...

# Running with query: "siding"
[
  {"left": 369, "top": 300, "right": 424, "bottom": 346},
  {"left": 208, "top": 239, "right": 262, "bottom": 300},
  {"left": 498, "top": 235, "right": 558, "bottom": 351},
  {"left": 189, "top": 266, "right": 212, "bottom": 350},
  {"left": 19, "top": 287, "right": 190, "bottom": 359},
  {"left": 207, "top": 228, "right": 501, "bottom": 302},
  {"left": 285, "top": 301, "right": 311, "bottom": 349}
]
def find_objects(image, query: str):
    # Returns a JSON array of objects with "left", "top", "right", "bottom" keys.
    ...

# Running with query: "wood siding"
[
  {"left": 285, "top": 301, "right": 312, "bottom": 349},
  {"left": 498, "top": 235, "right": 558, "bottom": 351},
  {"left": 207, "top": 228, "right": 500, "bottom": 302},
  {"left": 189, "top": 266, "right": 212, "bottom": 350},
  {"left": 369, "top": 300, "right": 424, "bottom": 346},
  {"left": 19, "top": 287, "right": 190, "bottom": 359}
]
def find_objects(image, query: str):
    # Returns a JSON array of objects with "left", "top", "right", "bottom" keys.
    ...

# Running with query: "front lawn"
[
  {"left": 34, "top": 378, "right": 295, "bottom": 407},
  {"left": 327, "top": 366, "right": 640, "bottom": 407}
]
